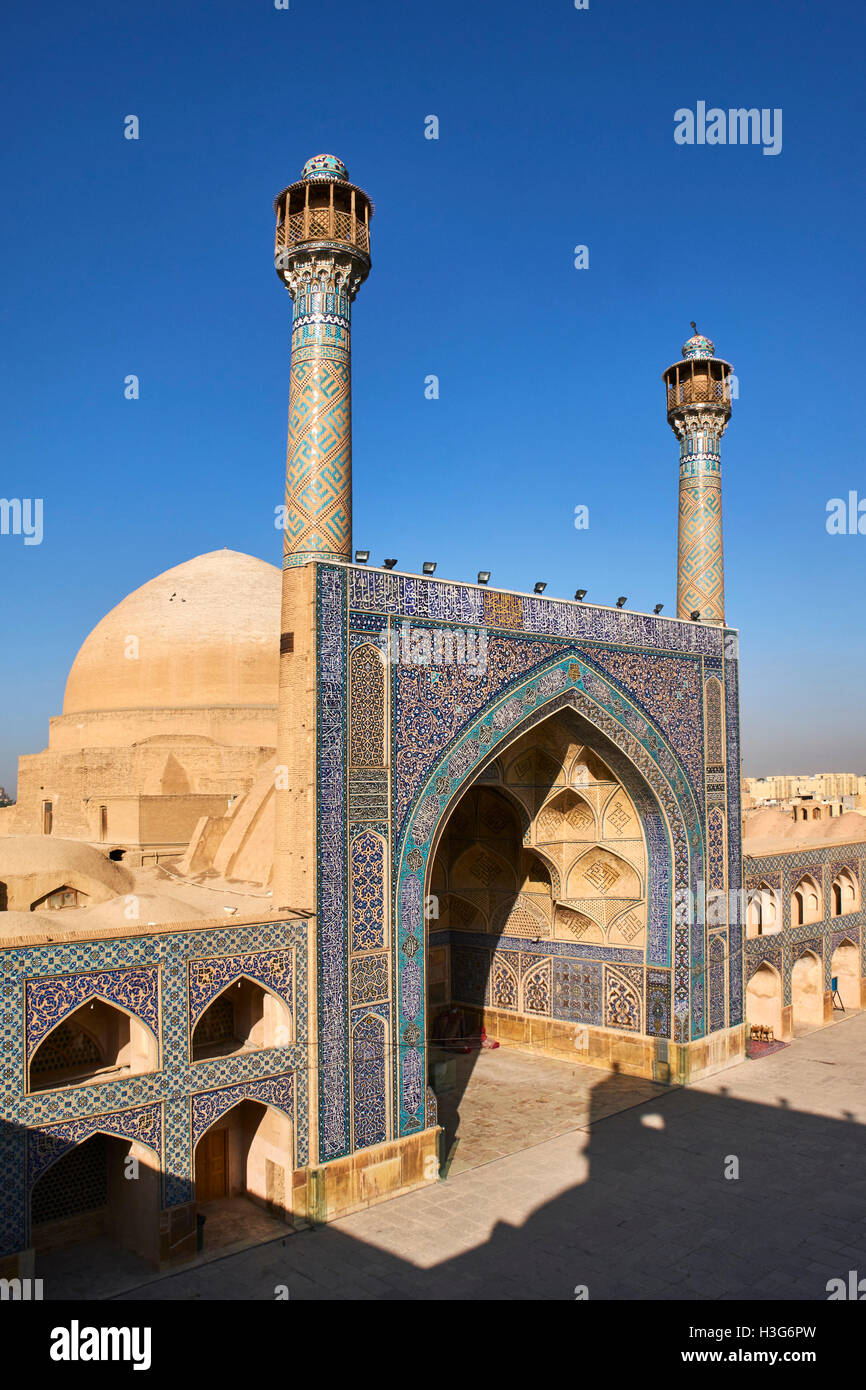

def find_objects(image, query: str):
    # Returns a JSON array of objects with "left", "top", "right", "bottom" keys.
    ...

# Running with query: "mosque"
[{"left": 0, "top": 154, "right": 863, "bottom": 1283}]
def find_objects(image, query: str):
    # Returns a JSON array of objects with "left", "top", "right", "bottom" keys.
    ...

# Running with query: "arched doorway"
[
  {"left": 832, "top": 869, "right": 859, "bottom": 917},
  {"left": 831, "top": 940, "right": 860, "bottom": 1011},
  {"left": 193, "top": 1100, "right": 293, "bottom": 1242},
  {"left": 746, "top": 883, "right": 779, "bottom": 938},
  {"left": 746, "top": 962, "right": 783, "bottom": 1039},
  {"left": 424, "top": 706, "right": 658, "bottom": 1170},
  {"left": 29, "top": 999, "right": 158, "bottom": 1091},
  {"left": 791, "top": 950, "right": 824, "bottom": 1031},
  {"left": 791, "top": 875, "right": 822, "bottom": 927},
  {"left": 191, "top": 977, "right": 291, "bottom": 1062},
  {"left": 30, "top": 1131, "right": 160, "bottom": 1265}
]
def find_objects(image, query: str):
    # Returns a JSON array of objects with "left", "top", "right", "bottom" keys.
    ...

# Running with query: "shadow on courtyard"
[{"left": 109, "top": 1038, "right": 866, "bottom": 1301}]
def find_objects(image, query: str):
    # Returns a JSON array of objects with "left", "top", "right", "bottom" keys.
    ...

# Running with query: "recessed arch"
[
  {"left": 831, "top": 939, "right": 860, "bottom": 1011},
  {"left": 565, "top": 843, "right": 643, "bottom": 901},
  {"left": 191, "top": 974, "right": 292, "bottom": 1062},
  {"left": 746, "top": 881, "right": 780, "bottom": 938},
  {"left": 791, "top": 949, "right": 824, "bottom": 1029},
  {"left": 193, "top": 1098, "right": 294, "bottom": 1220},
  {"left": 397, "top": 671, "right": 697, "bottom": 1136},
  {"left": 351, "top": 1011, "right": 390, "bottom": 1150},
  {"left": 832, "top": 868, "right": 859, "bottom": 917},
  {"left": 29, "top": 996, "right": 158, "bottom": 1092},
  {"left": 29, "top": 1126, "right": 161, "bottom": 1263},
  {"left": 791, "top": 874, "right": 822, "bottom": 927},
  {"left": 535, "top": 786, "right": 596, "bottom": 841},
  {"left": 746, "top": 960, "right": 782, "bottom": 1038}
]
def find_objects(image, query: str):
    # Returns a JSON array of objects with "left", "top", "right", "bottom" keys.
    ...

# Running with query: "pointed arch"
[
  {"left": 791, "top": 948, "right": 824, "bottom": 1028},
  {"left": 791, "top": 873, "right": 822, "bottom": 927},
  {"left": 831, "top": 867, "right": 859, "bottom": 917},
  {"left": 28, "top": 995, "right": 158, "bottom": 1091},
  {"left": 193, "top": 1096, "right": 294, "bottom": 1214},
  {"left": 746, "top": 881, "right": 780, "bottom": 938},
  {"left": 746, "top": 960, "right": 782, "bottom": 1038},
  {"left": 190, "top": 974, "right": 292, "bottom": 1061},
  {"left": 536, "top": 786, "right": 596, "bottom": 841},
  {"left": 565, "top": 843, "right": 644, "bottom": 901},
  {"left": 394, "top": 661, "right": 700, "bottom": 1135},
  {"left": 351, "top": 1010, "right": 389, "bottom": 1150},
  {"left": 831, "top": 938, "right": 860, "bottom": 1011},
  {"left": 349, "top": 642, "right": 386, "bottom": 767}
]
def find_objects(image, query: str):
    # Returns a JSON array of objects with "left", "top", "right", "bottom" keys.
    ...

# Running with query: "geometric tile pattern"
[
  {"left": 0, "top": 916, "right": 309, "bottom": 1257},
  {"left": 678, "top": 478, "right": 724, "bottom": 622},
  {"left": 744, "top": 842, "right": 866, "bottom": 1005},
  {"left": 26, "top": 1103, "right": 162, "bottom": 1193},
  {"left": 604, "top": 965, "right": 643, "bottom": 1031},
  {"left": 188, "top": 950, "right": 295, "bottom": 1036},
  {"left": 282, "top": 264, "right": 354, "bottom": 566},
  {"left": 315, "top": 567, "right": 741, "bottom": 1154},
  {"left": 351, "top": 1007, "right": 389, "bottom": 1151},
  {"left": 316, "top": 565, "right": 350, "bottom": 1160},
  {"left": 708, "top": 934, "right": 727, "bottom": 1032},
  {"left": 350, "top": 831, "right": 387, "bottom": 953},
  {"left": 190, "top": 1074, "right": 295, "bottom": 1154},
  {"left": 25, "top": 968, "right": 160, "bottom": 1063}
]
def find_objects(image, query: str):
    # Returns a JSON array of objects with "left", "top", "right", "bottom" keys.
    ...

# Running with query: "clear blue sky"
[{"left": 1, "top": 0, "right": 864, "bottom": 793}]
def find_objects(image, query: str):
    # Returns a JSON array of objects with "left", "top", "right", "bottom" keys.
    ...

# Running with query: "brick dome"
[{"left": 63, "top": 550, "right": 281, "bottom": 717}]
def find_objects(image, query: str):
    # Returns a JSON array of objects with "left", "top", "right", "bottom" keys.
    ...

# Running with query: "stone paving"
[{"left": 113, "top": 1011, "right": 866, "bottom": 1301}]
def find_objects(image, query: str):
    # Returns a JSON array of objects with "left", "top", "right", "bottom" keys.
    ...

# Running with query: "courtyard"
[{"left": 103, "top": 1008, "right": 866, "bottom": 1302}]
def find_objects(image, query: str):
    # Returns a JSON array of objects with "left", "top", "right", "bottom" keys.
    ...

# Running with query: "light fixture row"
[{"left": 351, "top": 554, "right": 691, "bottom": 616}]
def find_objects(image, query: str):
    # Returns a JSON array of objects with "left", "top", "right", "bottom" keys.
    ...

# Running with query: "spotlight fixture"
[
  {"left": 534, "top": 581, "right": 547, "bottom": 594},
  {"left": 690, "top": 609, "right": 701, "bottom": 621},
  {"left": 574, "top": 588, "right": 587, "bottom": 602},
  {"left": 653, "top": 603, "right": 664, "bottom": 615},
  {"left": 616, "top": 596, "right": 627, "bottom": 609},
  {"left": 383, "top": 558, "right": 397, "bottom": 570},
  {"left": 354, "top": 549, "right": 370, "bottom": 564},
  {"left": 422, "top": 561, "right": 436, "bottom": 575},
  {"left": 477, "top": 570, "right": 491, "bottom": 585}
]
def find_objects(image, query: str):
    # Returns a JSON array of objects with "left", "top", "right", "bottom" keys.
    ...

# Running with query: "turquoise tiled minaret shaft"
[
  {"left": 273, "top": 155, "right": 373, "bottom": 567},
  {"left": 663, "top": 330, "right": 735, "bottom": 624}
]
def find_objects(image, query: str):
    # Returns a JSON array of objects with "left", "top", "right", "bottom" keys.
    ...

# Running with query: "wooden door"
[{"left": 196, "top": 1128, "right": 228, "bottom": 1202}]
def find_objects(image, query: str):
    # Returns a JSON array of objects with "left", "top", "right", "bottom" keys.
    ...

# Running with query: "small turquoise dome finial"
[
  {"left": 682, "top": 325, "right": 716, "bottom": 360},
  {"left": 301, "top": 153, "right": 349, "bottom": 182}
]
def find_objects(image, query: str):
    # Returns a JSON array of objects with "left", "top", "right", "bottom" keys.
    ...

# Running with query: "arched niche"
[
  {"left": 535, "top": 787, "right": 596, "bottom": 842},
  {"left": 791, "top": 874, "right": 822, "bottom": 927},
  {"left": 565, "top": 845, "right": 643, "bottom": 901},
  {"left": 746, "top": 962, "right": 782, "bottom": 1038},
  {"left": 831, "top": 939, "right": 860, "bottom": 1011},
  {"left": 30, "top": 1129, "right": 160, "bottom": 1264},
  {"left": 191, "top": 976, "right": 292, "bottom": 1062},
  {"left": 746, "top": 882, "right": 780, "bottom": 938},
  {"left": 193, "top": 1099, "right": 293, "bottom": 1221},
  {"left": 832, "top": 868, "right": 859, "bottom": 917},
  {"left": 791, "top": 950, "right": 824, "bottom": 1028},
  {"left": 29, "top": 998, "right": 158, "bottom": 1092}
]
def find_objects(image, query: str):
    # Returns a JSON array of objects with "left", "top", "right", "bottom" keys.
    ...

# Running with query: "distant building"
[{"left": 744, "top": 773, "right": 861, "bottom": 802}]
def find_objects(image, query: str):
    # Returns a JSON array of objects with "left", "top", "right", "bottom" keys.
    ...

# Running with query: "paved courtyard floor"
[{"left": 110, "top": 1009, "right": 866, "bottom": 1301}]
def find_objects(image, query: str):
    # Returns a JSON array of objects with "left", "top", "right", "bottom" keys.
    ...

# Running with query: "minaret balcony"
[
  {"left": 275, "top": 206, "right": 370, "bottom": 256},
  {"left": 665, "top": 376, "right": 732, "bottom": 414}
]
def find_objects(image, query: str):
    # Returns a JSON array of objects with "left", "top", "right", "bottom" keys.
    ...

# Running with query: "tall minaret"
[
  {"left": 272, "top": 154, "right": 373, "bottom": 910},
  {"left": 273, "top": 153, "right": 373, "bottom": 565},
  {"left": 663, "top": 328, "right": 734, "bottom": 624}
]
